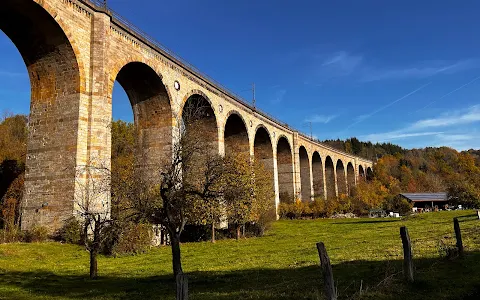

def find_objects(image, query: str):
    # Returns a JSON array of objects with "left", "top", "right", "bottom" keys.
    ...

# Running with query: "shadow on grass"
[
  {"left": 331, "top": 219, "right": 402, "bottom": 225},
  {"left": 2, "top": 252, "right": 480, "bottom": 300},
  {"left": 456, "top": 214, "right": 479, "bottom": 222}
]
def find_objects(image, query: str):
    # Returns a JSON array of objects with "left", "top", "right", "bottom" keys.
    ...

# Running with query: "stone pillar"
[
  {"left": 20, "top": 5, "right": 110, "bottom": 231},
  {"left": 272, "top": 146, "right": 280, "bottom": 218},
  {"left": 354, "top": 160, "right": 358, "bottom": 186},
  {"left": 309, "top": 155, "right": 314, "bottom": 201},
  {"left": 322, "top": 164, "right": 328, "bottom": 200},
  {"left": 217, "top": 123, "right": 225, "bottom": 156},
  {"left": 78, "top": 11, "right": 112, "bottom": 218},
  {"left": 292, "top": 133, "right": 301, "bottom": 201},
  {"left": 333, "top": 163, "right": 339, "bottom": 197}
]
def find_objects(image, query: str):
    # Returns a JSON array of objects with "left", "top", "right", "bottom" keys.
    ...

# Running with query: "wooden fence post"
[
  {"left": 400, "top": 226, "right": 414, "bottom": 283},
  {"left": 316, "top": 242, "right": 337, "bottom": 300},
  {"left": 176, "top": 273, "right": 188, "bottom": 300},
  {"left": 453, "top": 218, "right": 464, "bottom": 256}
]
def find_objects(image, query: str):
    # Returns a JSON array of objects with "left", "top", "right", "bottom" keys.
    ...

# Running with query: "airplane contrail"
[
  {"left": 414, "top": 75, "right": 480, "bottom": 113},
  {"left": 345, "top": 82, "right": 431, "bottom": 130}
]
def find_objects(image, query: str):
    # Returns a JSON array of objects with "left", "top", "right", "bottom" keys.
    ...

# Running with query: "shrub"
[
  {"left": 102, "top": 222, "right": 152, "bottom": 256},
  {"left": 0, "top": 228, "right": 23, "bottom": 244},
  {"left": 279, "top": 197, "right": 359, "bottom": 219},
  {"left": 310, "top": 198, "right": 326, "bottom": 218},
  {"left": 56, "top": 217, "right": 82, "bottom": 244},
  {"left": 100, "top": 222, "right": 122, "bottom": 255},
  {"left": 24, "top": 225, "right": 49, "bottom": 242},
  {"left": 279, "top": 200, "right": 308, "bottom": 219},
  {"left": 383, "top": 195, "right": 413, "bottom": 215},
  {"left": 324, "top": 199, "right": 339, "bottom": 217},
  {"left": 255, "top": 207, "right": 276, "bottom": 236}
]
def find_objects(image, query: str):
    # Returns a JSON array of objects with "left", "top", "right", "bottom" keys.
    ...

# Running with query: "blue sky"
[{"left": 1, "top": 0, "right": 480, "bottom": 150}]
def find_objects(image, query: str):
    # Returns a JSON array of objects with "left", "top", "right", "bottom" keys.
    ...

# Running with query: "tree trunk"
[
  {"left": 89, "top": 220, "right": 101, "bottom": 279},
  {"left": 211, "top": 223, "right": 216, "bottom": 243},
  {"left": 171, "top": 233, "right": 183, "bottom": 277},
  {"left": 242, "top": 224, "right": 245, "bottom": 238},
  {"left": 236, "top": 224, "right": 241, "bottom": 240},
  {"left": 89, "top": 249, "right": 98, "bottom": 279}
]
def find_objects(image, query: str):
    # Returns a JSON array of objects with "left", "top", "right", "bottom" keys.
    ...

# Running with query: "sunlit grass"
[{"left": 1, "top": 210, "right": 479, "bottom": 299}]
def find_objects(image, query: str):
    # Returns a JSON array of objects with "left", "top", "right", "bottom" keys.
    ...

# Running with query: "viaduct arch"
[{"left": 1, "top": 0, "right": 373, "bottom": 230}]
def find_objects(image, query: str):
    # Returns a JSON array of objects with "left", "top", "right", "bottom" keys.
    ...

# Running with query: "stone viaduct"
[{"left": 0, "top": 0, "right": 373, "bottom": 230}]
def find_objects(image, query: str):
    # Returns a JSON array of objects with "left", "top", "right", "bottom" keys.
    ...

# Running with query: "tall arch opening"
[
  {"left": 299, "top": 146, "right": 311, "bottom": 202},
  {"left": 224, "top": 113, "right": 249, "bottom": 158},
  {"left": 254, "top": 126, "right": 274, "bottom": 190},
  {"left": 312, "top": 152, "right": 324, "bottom": 200},
  {"left": 113, "top": 62, "right": 172, "bottom": 183},
  {"left": 336, "top": 160, "right": 347, "bottom": 195},
  {"left": 366, "top": 167, "right": 374, "bottom": 181},
  {"left": 359, "top": 165, "right": 365, "bottom": 180},
  {"left": 347, "top": 162, "right": 355, "bottom": 195},
  {"left": 277, "top": 137, "right": 294, "bottom": 203},
  {"left": 181, "top": 94, "right": 217, "bottom": 149},
  {"left": 325, "top": 156, "right": 336, "bottom": 199},
  {"left": 1, "top": 0, "right": 82, "bottom": 230},
  {"left": 180, "top": 93, "right": 218, "bottom": 196}
]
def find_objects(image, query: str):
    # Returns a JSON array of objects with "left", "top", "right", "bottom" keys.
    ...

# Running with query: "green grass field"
[{"left": 1, "top": 211, "right": 480, "bottom": 299}]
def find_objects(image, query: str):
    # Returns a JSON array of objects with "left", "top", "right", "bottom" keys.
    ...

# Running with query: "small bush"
[
  {"left": 383, "top": 195, "right": 413, "bottom": 215},
  {"left": 279, "top": 197, "right": 360, "bottom": 220},
  {"left": 100, "top": 223, "right": 122, "bottom": 255},
  {"left": 102, "top": 222, "right": 152, "bottom": 256},
  {"left": 310, "top": 199, "right": 326, "bottom": 218},
  {"left": 438, "top": 239, "right": 458, "bottom": 260},
  {"left": 56, "top": 217, "right": 83, "bottom": 244},
  {"left": 0, "top": 228, "right": 24, "bottom": 244},
  {"left": 279, "top": 201, "right": 304, "bottom": 219},
  {"left": 24, "top": 225, "right": 49, "bottom": 242},
  {"left": 114, "top": 223, "right": 152, "bottom": 255},
  {"left": 254, "top": 207, "right": 276, "bottom": 236}
]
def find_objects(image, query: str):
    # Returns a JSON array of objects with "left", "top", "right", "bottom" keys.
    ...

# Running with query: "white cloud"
[
  {"left": 362, "top": 131, "right": 444, "bottom": 143},
  {"left": 305, "top": 114, "right": 337, "bottom": 124},
  {"left": 360, "top": 105, "right": 480, "bottom": 149},
  {"left": 315, "top": 50, "right": 480, "bottom": 83},
  {"left": 360, "top": 59, "right": 479, "bottom": 82},
  {"left": 319, "top": 51, "right": 363, "bottom": 78},
  {"left": 411, "top": 105, "right": 480, "bottom": 130}
]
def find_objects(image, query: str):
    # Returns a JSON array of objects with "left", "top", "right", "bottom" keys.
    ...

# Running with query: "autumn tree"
[
  {"left": 0, "top": 113, "right": 27, "bottom": 231},
  {"left": 223, "top": 152, "right": 254, "bottom": 240},
  {"left": 250, "top": 158, "right": 276, "bottom": 236}
]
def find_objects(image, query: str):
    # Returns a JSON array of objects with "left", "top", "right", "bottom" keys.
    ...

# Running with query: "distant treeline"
[{"left": 321, "top": 137, "right": 405, "bottom": 161}]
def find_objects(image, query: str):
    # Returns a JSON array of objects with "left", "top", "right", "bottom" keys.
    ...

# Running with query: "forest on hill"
[{"left": 1, "top": 114, "right": 480, "bottom": 230}]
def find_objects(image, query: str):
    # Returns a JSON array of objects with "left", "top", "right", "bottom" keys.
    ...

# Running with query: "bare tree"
[
  {"left": 129, "top": 100, "right": 225, "bottom": 278},
  {"left": 74, "top": 163, "right": 112, "bottom": 279}
]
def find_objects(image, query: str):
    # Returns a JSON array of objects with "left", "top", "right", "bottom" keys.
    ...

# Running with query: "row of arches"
[
  {"left": 298, "top": 146, "right": 373, "bottom": 201},
  {"left": 1, "top": 0, "right": 374, "bottom": 230}
]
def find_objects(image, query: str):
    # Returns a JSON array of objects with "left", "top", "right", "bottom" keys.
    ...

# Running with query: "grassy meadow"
[{"left": 1, "top": 210, "right": 480, "bottom": 299}]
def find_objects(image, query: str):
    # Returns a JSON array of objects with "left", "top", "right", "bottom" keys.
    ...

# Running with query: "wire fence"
[{"left": 81, "top": 0, "right": 371, "bottom": 162}]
